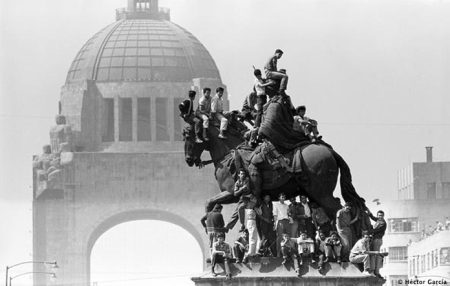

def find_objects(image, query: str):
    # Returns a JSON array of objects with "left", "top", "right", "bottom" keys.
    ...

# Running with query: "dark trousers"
[
  {"left": 186, "top": 114, "right": 202, "bottom": 137},
  {"left": 225, "top": 201, "right": 246, "bottom": 230},
  {"left": 233, "top": 245, "right": 246, "bottom": 261},
  {"left": 305, "top": 218, "right": 316, "bottom": 240},
  {"left": 281, "top": 246, "right": 299, "bottom": 271},
  {"left": 318, "top": 253, "right": 326, "bottom": 268},
  {"left": 211, "top": 253, "right": 231, "bottom": 275},
  {"left": 317, "top": 222, "right": 332, "bottom": 237},
  {"left": 257, "top": 219, "right": 276, "bottom": 256}
]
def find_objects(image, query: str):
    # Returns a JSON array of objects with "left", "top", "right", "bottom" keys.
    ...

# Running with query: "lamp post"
[
  {"left": 5, "top": 261, "right": 58, "bottom": 286},
  {"left": 9, "top": 271, "right": 56, "bottom": 286}
]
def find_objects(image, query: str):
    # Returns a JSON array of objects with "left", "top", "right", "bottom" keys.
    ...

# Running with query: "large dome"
[{"left": 65, "top": 19, "right": 221, "bottom": 84}]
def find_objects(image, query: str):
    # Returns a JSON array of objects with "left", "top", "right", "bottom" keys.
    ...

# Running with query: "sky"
[{"left": 1, "top": 0, "right": 450, "bottom": 285}]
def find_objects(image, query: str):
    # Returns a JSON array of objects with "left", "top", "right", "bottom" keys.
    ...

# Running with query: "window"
[
  {"left": 155, "top": 98, "right": 169, "bottom": 141},
  {"left": 388, "top": 218, "right": 418, "bottom": 232},
  {"left": 440, "top": 247, "right": 450, "bottom": 265},
  {"left": 173, "top": 97, "right": 184, "bottom": 141},
  {"left": 427, "top": 183, "right": 436, "bottom": 199},
  {"left": 119, "top": 98, "right": 133, "bottom": 141},
  {"left": 442, "top": 182, "right": 450, "bottom": 199},
  {"left": 137, "top": 98, "right": 151, "bottom": 141},
  {"left": 389, "top": 247, "right": 408, "bottom": 262},
  {"left": 420, "top": 255, "right": 425, "bottom": 273},
  {"left": 102, "top": 98, "right": 114, "bottom": 142}
]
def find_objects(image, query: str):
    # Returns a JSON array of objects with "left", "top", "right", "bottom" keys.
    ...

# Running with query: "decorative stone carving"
[
  {"left": 50, "top": 115, "right": 73, "bottom": 154},
  {"left": 34, "top": 115, "right": 74, "bottom": 187}
]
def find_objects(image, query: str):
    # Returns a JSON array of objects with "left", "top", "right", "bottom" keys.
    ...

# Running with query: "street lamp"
[
  {"left": 9, "top": 271, "right": 56, "bottom": 286},
  {"left": 5, "top": 261, "right": 58, "bottom": 286}
]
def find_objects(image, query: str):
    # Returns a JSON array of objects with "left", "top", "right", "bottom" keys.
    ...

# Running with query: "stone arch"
[{"left": 85, "top": 209, "right": 206, "bottom": 283}]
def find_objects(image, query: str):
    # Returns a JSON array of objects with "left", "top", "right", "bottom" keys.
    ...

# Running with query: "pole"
[{"left": 5, "top": 266, "right": 8, "bottom": 286}]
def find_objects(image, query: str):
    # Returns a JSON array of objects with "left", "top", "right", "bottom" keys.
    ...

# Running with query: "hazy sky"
[{"left": 1, "top": 0, "right": 450, "bottom": 285}]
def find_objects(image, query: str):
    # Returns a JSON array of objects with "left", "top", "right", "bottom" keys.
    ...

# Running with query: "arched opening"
[{"left": 90, "top": 220, "right": 203, "bottom": 286}]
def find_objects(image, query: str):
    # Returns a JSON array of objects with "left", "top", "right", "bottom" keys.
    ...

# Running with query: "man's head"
[
  {"left": 300, "top": 195, "right": 308, "bottom": 204},
  {"left": 282, "top": 232, "right": 290, "bottom": 240},
  {"left": 377, "top": 210, "right": 385, "bottom": 220},
  {"left": 330, "top": 231, "right": 339, "bottom": 240},
  {"left": 300, "top": 232, "right": 308, "bottom": 239},
  {"left": 217, "top": 232, "right": 225, "bottom": 242},
  {"left": 213, "top": 204, "right": 223, "bottom": 212},
  {"left": 275, "top": 49, "right": 284, "bottom": 59},
  {"left": 362, "top": 230, "right": 371, "bottom": 242},
  {"left": 318, "top": 230, "right": 326, "bottom": 240},
  {"left": 289, "top": 197, "right": 296, "bottom": 204},
  {"left": 296, "top": 105, "right": 306, "bottom": 117},
  {"left": 188, "top": 90, "right": 196, "bottom": 99},
  {"left": 254, "top": 69, "right": 262, "bottom": 79},
  {"left": 238, "top": 169, "right": 247, "bottom": 181},
  {"left": 216, "top": 87, "right": 224, "bottom": 97},
  {"left": 240, "top": 229, "right": 249, "bottom": 238},
  {"left": 279, "top": 193, "right": 286, "bottom": 203},
  {"left": 203, "top": 87, "right": 211, "bottom": 98},
  {"left": 263, "top": 194, "right": 271, "bottom": 203}
]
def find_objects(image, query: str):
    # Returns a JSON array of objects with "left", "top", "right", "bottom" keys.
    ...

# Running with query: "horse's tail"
[{"left": 331, "top": 149, "right": 367, "bottom": 210}]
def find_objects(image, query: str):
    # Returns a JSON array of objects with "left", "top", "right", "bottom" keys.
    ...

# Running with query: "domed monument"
[
  {"left": 32, "top": 1, "right": 226, "bottom": 285},
  {"left": 61, "top": 0, "right": 227, "bottom": 152}
]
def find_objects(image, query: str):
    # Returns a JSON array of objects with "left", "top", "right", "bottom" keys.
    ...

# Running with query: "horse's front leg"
[{"left": 205, "top": 191, "right": 238, "bottom": 213}]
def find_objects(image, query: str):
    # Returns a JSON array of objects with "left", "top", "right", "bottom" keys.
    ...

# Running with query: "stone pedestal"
[{"left": 192, "top": 258, "right": 385, "bottom": 286}]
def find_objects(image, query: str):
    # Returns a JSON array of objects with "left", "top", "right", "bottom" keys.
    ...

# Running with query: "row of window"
[
  {"left": 427, "top": 182, "right": 450, "bottom": 199},
  {"left": 388, "top": 218, "right": 419, "bottom": 233},
  {"left": 381, "top": 247, "right": 408, "bottom": 262},
  {"left": 102, "top": 97, "right": 184, "bottom": 142},
  {"left": 409, "top": 247, "right": 450, "bottom": 276}
]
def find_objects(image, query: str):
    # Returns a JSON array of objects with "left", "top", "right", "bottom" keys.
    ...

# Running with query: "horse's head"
[{"left": 182, "top": 124, "right": 206, "bottom": 167}]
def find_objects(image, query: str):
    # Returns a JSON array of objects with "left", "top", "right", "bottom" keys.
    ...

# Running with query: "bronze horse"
[{"left": 182, "top": 114, "right": 369, "bottom": 225}]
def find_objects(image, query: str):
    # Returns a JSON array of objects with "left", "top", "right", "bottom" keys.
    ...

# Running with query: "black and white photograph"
[{"left": 1, "top": 0, "right": 449, "bottom": 285}]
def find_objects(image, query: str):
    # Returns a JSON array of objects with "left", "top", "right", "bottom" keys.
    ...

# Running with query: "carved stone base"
[{"left": 192, "top": 258, "right": 385, "bottom": 286}]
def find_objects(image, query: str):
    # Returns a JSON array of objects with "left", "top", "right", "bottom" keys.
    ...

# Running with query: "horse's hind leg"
[{"left": 205, "top": 191, "right": 238, "bottom": 213}]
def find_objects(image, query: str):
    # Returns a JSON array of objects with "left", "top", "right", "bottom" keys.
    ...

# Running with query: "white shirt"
[
  {"left": 211, "top": 94, "right": 224, "bottom": 113},
  {"left": 273, "top": 202, "right": 289, "bottom": 221},
  {"left": 301, "top": 202, "right": 311, "bottom": 217},
  {"left": 254, "top": 78, "right": 266, "bottom": 96}
]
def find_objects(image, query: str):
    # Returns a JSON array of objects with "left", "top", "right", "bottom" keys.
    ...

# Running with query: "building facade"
[
  {"left": 381, "top": 147, "right": 450, "bottom": 286},
  {"left": 32, "top": 1, "right": 231, "bottom": 285}
]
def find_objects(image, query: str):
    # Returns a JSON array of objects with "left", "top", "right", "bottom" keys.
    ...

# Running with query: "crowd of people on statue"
[
  {"left": 183, "top": 49, "right": 388, "bottom": 279},
  {"left": 179, "top": 48, "right": 322, "bottom": 145},
  {"left": 200, "top": 189, "right": 387, "bottom": 279}
]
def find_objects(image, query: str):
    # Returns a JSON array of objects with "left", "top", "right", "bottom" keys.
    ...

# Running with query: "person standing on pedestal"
[
  {"left": 367, "top": 209, "right": 387, "bottom": 278},
  {"left": 336, "top": 202, "right": 358, "bottom": 260},
  {"left": 201, "top": 204, "right": 225, "bottom": 249},
  {"left": 288, "top": 196, "right": 304, "bottom": 238},
  {"left": 300, "top": 195, "right": 316, "bottom": 239},
  {"left": 273, "top": 193, "right": 290, "bottom": 257},
  {"left": 257, "top": 194, "right": 276, "bottom": 257}
]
